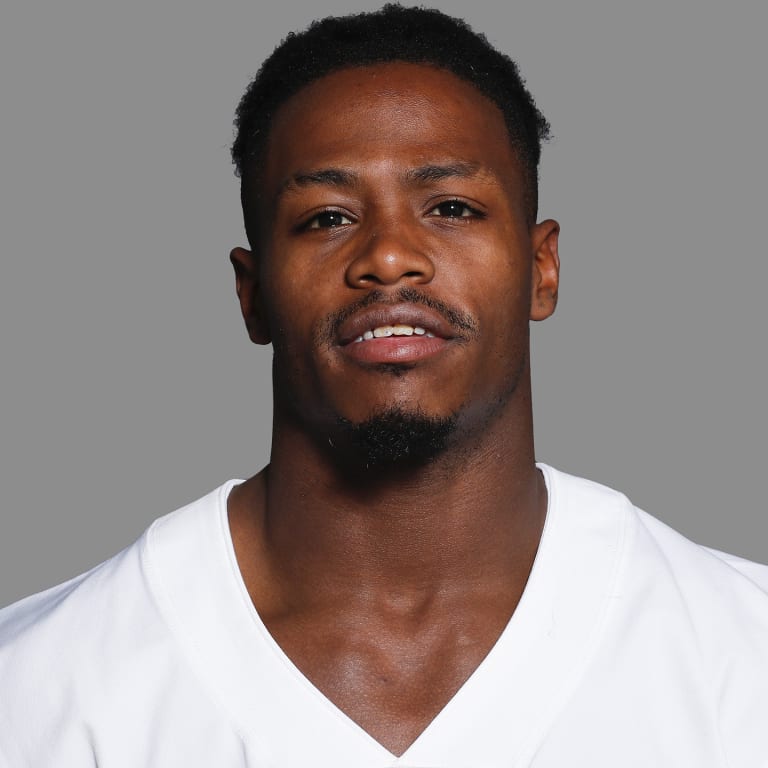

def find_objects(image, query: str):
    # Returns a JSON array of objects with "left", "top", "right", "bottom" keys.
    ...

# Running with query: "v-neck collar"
[{"left": 146, "top": 465, "right": 631, "bottom": 767}]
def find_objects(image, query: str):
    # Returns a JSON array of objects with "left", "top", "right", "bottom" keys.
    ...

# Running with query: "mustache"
[{"left": 319, "top": 286, "right": 480, "bottom": 345}]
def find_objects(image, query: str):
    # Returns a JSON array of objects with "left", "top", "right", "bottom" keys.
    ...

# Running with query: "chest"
[{"left": 263, "top": 603, "right": 515, "bottom": 756}]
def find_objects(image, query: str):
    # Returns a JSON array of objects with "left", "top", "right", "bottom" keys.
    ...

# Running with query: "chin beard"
[{"left": 335, "top": 406, "right": 458, "bottom": 470}]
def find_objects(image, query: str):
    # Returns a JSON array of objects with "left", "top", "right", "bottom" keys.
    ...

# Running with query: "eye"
[
  {"left": 427, "top": 200, "right": 482, "bottom": 219},
  {"left": 305, "top": 210, "right": 354, "bottom": 229}
]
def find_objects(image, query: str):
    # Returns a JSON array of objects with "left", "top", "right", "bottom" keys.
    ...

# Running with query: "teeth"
[{"left": 354, "top": 324, "right": 435, "bottom": 341}]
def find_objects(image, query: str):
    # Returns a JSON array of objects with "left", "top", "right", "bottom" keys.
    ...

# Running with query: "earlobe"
[
  {"left": 529, "top": 219, "right": 560, "bottom": 322},
  {"left": 230, "top": 246, "right": 271, "bottom": 345}
]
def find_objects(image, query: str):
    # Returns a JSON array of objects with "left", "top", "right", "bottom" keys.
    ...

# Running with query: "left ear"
[{"left": 529, "top": 219, "right": 560, "bottom": 321}]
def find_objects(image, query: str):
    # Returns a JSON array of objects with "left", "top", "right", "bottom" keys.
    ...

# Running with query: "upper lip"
[{"left": 336, "top": 303, "right": 458, "bottom": 346}]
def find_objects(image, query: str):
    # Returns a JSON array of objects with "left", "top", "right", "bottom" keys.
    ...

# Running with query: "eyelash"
[
  {"left": 302, "top": 209, "right": 355, "bottom": 230},
  {"left": 427, "top": 199, "right": 484, "bottom": 219},
  {"left": 298, "top": 199, "right": 484, "bottom": 231}
]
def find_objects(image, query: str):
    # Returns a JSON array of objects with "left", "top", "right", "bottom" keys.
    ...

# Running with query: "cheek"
[
  {"left": 441, "top": 245, "right": 532, "bottom": 327},
  {"left": 257, "top": 287, "right": 300, "bottom": 363},
  {"left": 260, "top": 265, "right": 336, "bottom": 374},
  {"left": 465, "top": 269, "right": 532, "bottom": 375}
]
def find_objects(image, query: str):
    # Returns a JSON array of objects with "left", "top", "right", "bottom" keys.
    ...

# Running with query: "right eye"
[{"left": 305, "top": 210, "right": 354, "bottom": 229}]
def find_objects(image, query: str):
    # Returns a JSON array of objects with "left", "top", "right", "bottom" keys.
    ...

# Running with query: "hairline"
[{"left": 240, "top": 60, "right": 540, "bottom": 242}]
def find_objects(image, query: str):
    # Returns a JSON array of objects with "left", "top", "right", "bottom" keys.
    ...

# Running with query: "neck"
[{"left": 229, "top": 376, "right": 546, "bottom": 614}]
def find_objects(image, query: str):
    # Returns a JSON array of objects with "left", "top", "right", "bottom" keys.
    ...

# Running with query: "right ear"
[{"left": 229, "top": 247, "right": 271, "bottom": 345}]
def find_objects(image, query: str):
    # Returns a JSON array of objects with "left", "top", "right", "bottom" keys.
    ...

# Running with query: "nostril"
[{"left": 345, "top": 236, "right": 436, "bottom": 288}]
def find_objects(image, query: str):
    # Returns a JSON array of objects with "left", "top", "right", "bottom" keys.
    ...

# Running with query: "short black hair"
[{"left": 232, "top": 4, "right": 550, "bottom": 228}]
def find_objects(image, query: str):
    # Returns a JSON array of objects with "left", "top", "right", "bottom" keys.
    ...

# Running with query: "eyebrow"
[
  {"left": 280, "top": 168, "right": 359, "bottom": 197},
  {"left": 277, "top": 161, "right": 489, "bottom": 200},
  {"left": 404, "top": 162, "right": 484, "bottom": 184}
]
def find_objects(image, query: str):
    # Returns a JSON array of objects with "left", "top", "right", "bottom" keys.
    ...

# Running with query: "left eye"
[
  {"left": 306, "top": 210, "right": 354, "bottom": 229},
  {"left": 428, "top": 200, "right": 478, "bottom": 218}
]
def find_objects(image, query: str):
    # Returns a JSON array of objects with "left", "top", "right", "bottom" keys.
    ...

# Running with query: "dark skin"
[{"left": 228, "top": 62, "right": 560, "bottom": 756}]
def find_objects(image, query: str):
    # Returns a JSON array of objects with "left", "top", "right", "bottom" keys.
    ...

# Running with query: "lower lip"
[{"left": 340, "top": 335, "right": 450, "bottom": 364}]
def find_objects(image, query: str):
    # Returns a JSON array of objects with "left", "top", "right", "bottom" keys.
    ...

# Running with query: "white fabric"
[{"left": 1, "top": 465, "right": 767, "bottom": 767}]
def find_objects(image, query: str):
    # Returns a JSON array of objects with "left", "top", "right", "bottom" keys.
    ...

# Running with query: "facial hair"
[
  {"left": 316, "top": 286, "right": 479, "bottom": 349},
  {"left": 335, "top": 405, "right": 458, "bottom": 470}
]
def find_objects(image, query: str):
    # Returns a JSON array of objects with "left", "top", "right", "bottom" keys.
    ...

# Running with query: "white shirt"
[{"left": 1, "top": 465, "right": 767, "bottom": 767}]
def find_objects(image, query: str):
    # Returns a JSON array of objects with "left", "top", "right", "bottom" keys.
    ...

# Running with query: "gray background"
[{"left": 1, "top": 0, "right": 765, "bottom": 608}]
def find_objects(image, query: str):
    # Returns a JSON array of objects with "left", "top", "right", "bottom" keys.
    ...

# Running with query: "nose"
[{"left": 344, "top": 226, "right": 436, "bottom": 288}]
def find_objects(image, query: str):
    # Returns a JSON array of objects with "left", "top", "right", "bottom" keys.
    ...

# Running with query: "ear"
[
  {"left": 529, "top": 219, "right": 560, "bottom": 322},
  {"left": 230, "top": 246, "right": 271, "bottom": 345}
]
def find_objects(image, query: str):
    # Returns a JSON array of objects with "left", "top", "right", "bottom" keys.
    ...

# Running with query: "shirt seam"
[
  {"left": 140, "top": 489, "right": 256, "bottom": 758},
  {"left": 515, "top": 470, "right": 634, "bottom": 766}
]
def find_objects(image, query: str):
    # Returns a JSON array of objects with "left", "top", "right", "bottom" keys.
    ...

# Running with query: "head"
[
  {"left": 229, "top": 7, "right": 560, "bottom": 472},
  {"left": 232, "top": 4, "right": 551, "bottom": 242}
]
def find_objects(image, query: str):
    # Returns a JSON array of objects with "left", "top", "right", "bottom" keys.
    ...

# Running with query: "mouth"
[{"left": 335, "top": 303, "right": 462, "bottom": 365}]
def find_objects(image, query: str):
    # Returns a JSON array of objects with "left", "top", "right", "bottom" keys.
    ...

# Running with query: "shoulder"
[
  {"left": 0, "top": 536, "right": 153, "bottom": 678},
  {"left": 541, "top": 464, "right": 768, "bottom": 764},
  {"left": 0, "top": 532, "right": 154, "bottom": 763},
  {"left": 540, "top": 463, "right": 768, "bottom": 597},
  {"left": 0, "top": 481, "right": 239, "bottom": 765},
  {"left": 0, "top": 480, "right": 239, "bottom": 651},
  {"left": 541, "top": 463, "right": 768, "bottom": 666}
]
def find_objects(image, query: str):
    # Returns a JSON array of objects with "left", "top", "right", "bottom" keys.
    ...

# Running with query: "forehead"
[{"left": 260, "top": 62, "right": 520, "bottom": 194}]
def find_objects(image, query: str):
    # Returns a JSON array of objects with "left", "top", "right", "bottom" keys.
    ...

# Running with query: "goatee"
[{"left": 336, "top": 406, "right": 458, "bottom": 469}]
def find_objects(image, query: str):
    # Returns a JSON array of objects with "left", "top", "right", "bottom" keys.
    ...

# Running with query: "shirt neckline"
[
  {"left": 147, "top": 464, "right": 630, "bottom": 767},
  {"left": 221, "top": 466, "right": 556, "bottom": 762}
]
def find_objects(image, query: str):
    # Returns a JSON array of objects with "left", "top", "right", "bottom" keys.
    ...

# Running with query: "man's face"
[{"left": 232, "top": 62, "right": 559, "bottom": 450}]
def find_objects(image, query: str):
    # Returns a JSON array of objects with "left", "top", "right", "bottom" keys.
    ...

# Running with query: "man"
[{"left": 1, "top": 5, "right": 766, "bottom": 766}]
